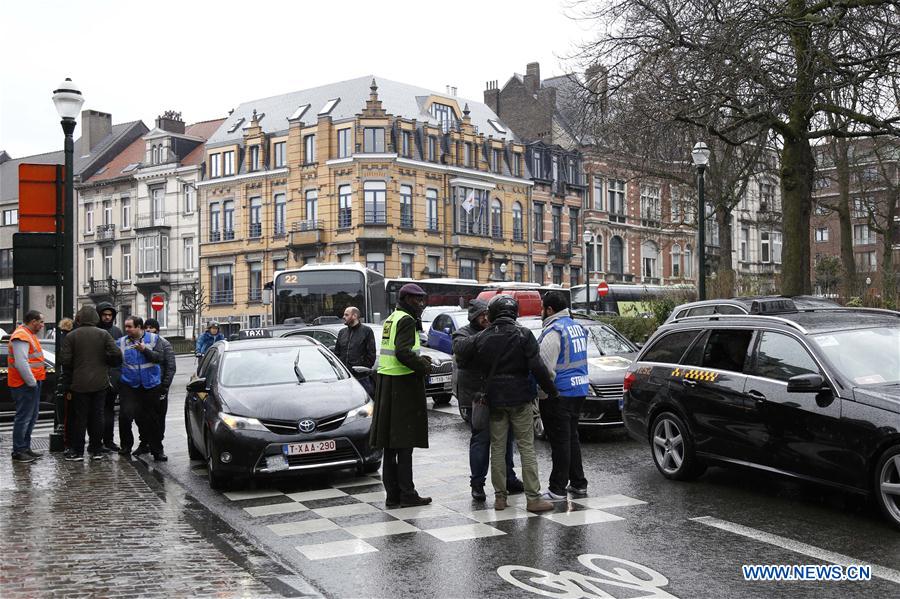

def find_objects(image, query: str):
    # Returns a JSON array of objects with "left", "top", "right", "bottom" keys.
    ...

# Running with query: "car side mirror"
[
  {"left": 352, "top": 366, "right": 373, "bottom": 378},
  {"left": 187, "top": 378, "right": 208, "bottom": 393},
  {"left": 786, "top": 373, "right": 825, "bottom": 393}
]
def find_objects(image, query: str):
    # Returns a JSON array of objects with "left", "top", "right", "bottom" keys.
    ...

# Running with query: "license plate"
[
  {"left": 266, "top": 454, "right": 289, "bottom": 472},
  {"left": 283, "top": 440, "right": 337, "bottom": 456},
  {"left": 429, "top": 374, "right": 452, "bottom": 385}
]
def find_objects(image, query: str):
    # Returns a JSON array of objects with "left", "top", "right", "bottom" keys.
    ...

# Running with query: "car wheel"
[
  {"left": 874, "top": 445, "right": 900, "bottom": 530},
  {"left": 433, "top": 394, "right": 452, "bottom": 406},
  {"left": 650, "top": 411, "right": 705, "bottom": 481},
  {"left": 184, "top": 410, "right": 203, "bottom": 460},
  {"left": 206, "top": 434, "right": 228, "bottom": 491}
]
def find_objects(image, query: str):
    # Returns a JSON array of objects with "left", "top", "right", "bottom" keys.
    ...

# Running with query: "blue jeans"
[
  {"left": 470, "top": 420, "right": 518, "bottom": 487},
  {"left": 12, "top": 382, "right": 42, "bottom": 454}
]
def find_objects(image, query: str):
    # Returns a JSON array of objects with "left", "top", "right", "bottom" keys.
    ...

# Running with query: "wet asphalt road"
[{"left": 144, "top": 355, "right": 900, "bottom": 598}]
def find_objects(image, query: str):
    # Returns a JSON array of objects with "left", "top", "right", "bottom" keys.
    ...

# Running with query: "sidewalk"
[{"left": 0, "top": 437, "right": 313, "bottom": 598}]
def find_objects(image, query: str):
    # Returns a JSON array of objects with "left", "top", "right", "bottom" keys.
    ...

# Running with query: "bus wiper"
[{"left": 294, "top": 352, "right": 306, "bottom": 383}]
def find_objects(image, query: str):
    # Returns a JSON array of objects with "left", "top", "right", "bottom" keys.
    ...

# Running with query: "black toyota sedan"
[{"left": 184, "top": 337, "right": 382, "bottom": 490}]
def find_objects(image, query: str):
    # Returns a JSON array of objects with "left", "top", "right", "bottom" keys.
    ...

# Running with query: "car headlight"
[
  {"left": 219, "top": 412, "right": 268, "bottom": 431},
  {"left": 345, "top": 401, "right": 374, "bottom": 423}
]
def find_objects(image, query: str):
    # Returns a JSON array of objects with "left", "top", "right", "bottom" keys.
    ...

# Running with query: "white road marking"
[{"left": 691, "top": 516, "right": 900, "bottom": 585}]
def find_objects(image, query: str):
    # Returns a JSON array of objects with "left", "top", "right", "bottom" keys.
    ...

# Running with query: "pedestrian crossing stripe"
[{"left": 670, "top": 368, "right": 719, "bottom": 383}]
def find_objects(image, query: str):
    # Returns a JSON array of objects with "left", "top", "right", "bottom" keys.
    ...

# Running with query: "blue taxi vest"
[
  {"left": 539, "top": 316, "right": 589, "bottom": 397},
  {"left": 118, "top": 332, "right": 162, "bottom": 389}
]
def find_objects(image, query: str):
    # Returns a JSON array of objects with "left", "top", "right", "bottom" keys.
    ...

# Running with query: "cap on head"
[
  {"left": 398, "top": 283, "right": 427, "bottom": 298},
  {"left": 467, "top": 299, "right": 489, "bottom": 322},
  {"left": 208, "top": 321, "right": 219, "bottom": 329}
]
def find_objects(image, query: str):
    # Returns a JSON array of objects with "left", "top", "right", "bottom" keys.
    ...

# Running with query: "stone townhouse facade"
[
  {"left": 198, "top": 76, "right": 532, "bottom": 328},
  {"left": 76, "top": 113, "right": 223, "bottom": 336}
]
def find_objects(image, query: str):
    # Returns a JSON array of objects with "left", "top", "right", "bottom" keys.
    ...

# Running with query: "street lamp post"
[
  {"left": 52, "top": 78, "right": 84, "bottom": 319},
  {"left": 582, "top": 229, "right": 593, "bottom": 304},
  {"left": 691, "top": 142, "right": 711, "bottom": 301}
]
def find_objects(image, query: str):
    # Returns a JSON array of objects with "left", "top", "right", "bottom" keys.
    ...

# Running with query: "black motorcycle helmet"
[{"left": 487, "top": 294, "right": 519, "bottom": 322}]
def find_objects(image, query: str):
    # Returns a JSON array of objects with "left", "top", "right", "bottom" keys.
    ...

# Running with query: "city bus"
[
  {"left": 272, "top": 263, "right": 388, "bottom": 325},
  {"left": 571, "top": 283, "right": 695, "bottom": 316},
  {"left": 384, "top": 278, "right": 484, "bottom": 310}
]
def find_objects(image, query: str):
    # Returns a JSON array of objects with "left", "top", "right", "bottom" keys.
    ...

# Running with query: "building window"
[
  {"left": 209, "top": 202, "right": 221, "bottom": 241},
  {"left": 338, "top": 184, "right": 352, "bottom": 228},
  {"left": 363, "top": 128, "right": 385, "bottom": 153},
  {"left": 428, "top": 136, "right": 437, "bottom": 162},
  {"left": 401, "top": 131, "right": 411, "bottom": 157},
  {"left": 103, "top": 200, "right": 112, "bottom": 226},
  {"left": 0, "top": 249, "right": 12, "bottom": 279},
  {"left": 183, "top": 237, "right": 194, "bottom": 271},
  {"left": 533, "top": 203, "right": 544, "bottom": 242},
  {"left": 337, "top": 129, "right": 352, "bottom": 158},
  {"left": 305, "top": 189, "right": 318, "bottom": 222},
  {"left": 586, "top": 233, "right": 603, "bottom": 273},
  {"left": 491, "top": 199, "right": 503, "bottom": 238},
  {"left": 138, "top": 234, "right": 168, "bottom": 273},
  {"left": 459, "top": 258, "right": 477, "bottom": 280},
  {"left": 684, "top": 245, "right": 693, "bottom": 278},
  {"left": 514, "top": 263, "right": 524, "bottom": 282},
  {"left": 456, "top": 187, "right": 489, "bottom": 236},
  {"left": 760, "top": 182, "right": 776, "bottom": 212},
  {"left": 671, "top": 190, "right": 687, "bottom": 221},
  {"left": 532, "top": 150, "right": 543, "bottom": 178},
  {"left": 593, "top": 177, "right": 604, "bottom": 211},
  {"left": 401, "top": 253, "right": 414, "bottom": 278},
  {"left": 366, "top": 252, "right": 385, "bottom": 274},
  {"left": 121, "top": 198, "right": 130, "bottom": 229},
  {"left": 671, "top": 244, "right": 682, "bottom": 278},
  {"left": 511, "top": 153, "right": 521, "bottom": 177},
  {"left": 249, "top": 197, "right": 262, "bottom": 238},
  {"left": 303, "top": 134, "right": 316, "bottom": 164},
  {"left": 210, "top": 265, "right": 234, "bottom": 304},
  {"left": 642, "top": 241, "right": 658, "bottom": 280},
  {"left": 608, "top": 179, "right": 626, "bottom": 221},
  {"left": 427, "top": 255, "right": 440, "bottom": 274},
  {"left": 853, "top": 224, "right": 875, "bottom": 245},
  {"left": 274, "top": 258, "right": 287, "bottom": 272},
  {"left": 274, "top": 193, "right": 286, "bottom": 236},
  {"left": 273, "top": 141, "right": 286, "bottom": 167},
  {"left": 551, "top": 205, "right": 563, "bottom": 243},
  {"left": 102, "top": 246, "right": 113, "bottom": 279},
  {"left": 85, "top": 204, "right": 94, "bottom": 233},
  {"left": 183, "top": 184, "right": 195, "bottom": 214},
  {"left": 761, "top": 232, "right": 771, "bottom": 263},
  {"left": 815, "top": 227, "right": 829, "bottom": 242},
  {"left": 223, "top": 151, "right": 235, "bottom": 176},
  {"left": 773, "top": 232, "right": 783, "bottom": 264},
  {"left": 609, "top": 236, "right": 624, "bottom": 274},
  {"left": 400, "top": 185, "right": 413, "bottom": 228},
  {"left": 492, "top": 148, "right": 501, "bottom": 173},
  {"left": 249, "top": 145, "right": 260, "bottom": 171},
  {"left": 426, "top": 188, "right": 439, "bottom": 230},
  {"left": 210, "top": 153, "right": 221, "bottom": 178},
  {"left": 121, "top": 243, "right": 132, "bottom": 281},
  {"left": 151, "top": 187, "right": 165, "bottom": 225},
  {"left": 85, "top": 248, "right": 94, "bottom": 280},
  {"left": 464, "top": 143, "right": 472, "bottom": 167},
  {"left": 3, "top": 208, "right": 18, "bottom": 226},
  {"left": 640, "top": 184, "right": 661, "bottom": 226},
  {"left": 534, "top": 263, "right": 545, "bottom": 284},
  {"left": 430, "top": 102, "right": 456, "bottom": 132},
  {"left": 551, "top": 154, "right": 559, "bottom": 182},
  {"left": 856, "top": 251, "right": 877, "bottom": 272},
  {"left": 740, "top": 227, "right": 750, "bottom": 262},
  {"left": 364, "top": 181, "right": 386, "bottom": 224},
  {"left": 223, "top": 200, "right": 234, "bottom": 240},
  {"left": 552, "top": 265, "right": 563, "bottom": 285},
  {"left": 248, "top": 262, "right": 262, "bottom": 301},
  {"left": 512, "top": 202, "right": 524, "bottom": 241},
  {"left": 569, "top": 208, "right": 579, "bottom": 246}
]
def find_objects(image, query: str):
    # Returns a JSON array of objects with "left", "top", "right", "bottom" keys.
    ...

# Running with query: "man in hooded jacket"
[
  {"left": 369, "top": 283, "right": 433, "bottom": 508},
  {"left": 96, "top": 301, "right": 124, "bottom": 452}
]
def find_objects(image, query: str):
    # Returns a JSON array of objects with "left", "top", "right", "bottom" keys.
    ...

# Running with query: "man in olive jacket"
[
  {"left": 59, "top": 306, "right": 123, "bottom": 461},
  {"left": 369, "top": 284, "right": 433, "bottom": 508}
]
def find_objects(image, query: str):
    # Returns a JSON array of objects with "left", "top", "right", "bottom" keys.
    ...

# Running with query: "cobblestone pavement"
[{"left": 0, "top": 435, "right": 318, "bottom": 598}]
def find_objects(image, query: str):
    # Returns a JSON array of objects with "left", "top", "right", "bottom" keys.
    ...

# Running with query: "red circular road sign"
[
  {"left": 150, "top": 295, "right": 165, "bottom": 312},
  {"left": 597, "top": 281, "right": 610, "bottom": 298}
]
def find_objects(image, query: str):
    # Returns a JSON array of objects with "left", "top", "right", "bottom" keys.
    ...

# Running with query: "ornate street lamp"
[
  {"left": 52, "top": 78, "right": 84, "bottom": 319},
  {"left": 691, "top": 142, "right": 711, "bottom": 300}
]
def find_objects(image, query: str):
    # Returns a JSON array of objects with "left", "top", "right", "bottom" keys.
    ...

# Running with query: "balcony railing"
[
  {"left": 249, "top": 223, "right": 262, "bottom": 238},
  {"left": 223, "top": 229, "right": 235, "bottom": 241},
  {"left": 88, "top": 277, "right": 119, "bottom": 296},
  {"left": 136, "top": 214, "right": 171, "bottom": 229},
  {"left": 289, "top": 220, "right": 324, "bottom": 247},
  {"left": 292, "top": 219, "right": 322, "bottom": 232},
  {"left": 248, "top": 288, "right": 262, "bottom": 302},
  {"left": 400, "top": 211, "right": 414, "bottom": 229},
  {"left": 273, "top": 222, "right": 286, "bottom": 237},
  {"left": 425, "top": 217, "right": 439, "bottom": 231},
  {"left": 491, "top": 225, "right": 503, "bottom": 239},
  {"left": 513, "top": 226, "right": 524, "bottom": 241},
  {"left": 96, "top": 224, "right": 115, "bottom": 241},
  {"left": 210, "top": 290, "right": 234, "bottom": 304},
  {"left": 364, "top": 209, "right": 387, "bottom": 225},
  {"left": 548, "top": 240, "right": 574, "bottom": 257},
  {"left": 338, "top": 209, "right": 352, "bottom": 229},
  {"left": 209, "top": 230, "right": 221, "bottom": 242}
]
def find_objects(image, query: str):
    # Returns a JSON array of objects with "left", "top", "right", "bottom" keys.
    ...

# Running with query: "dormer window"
[
  {"left": 249, "top": 145, "right": 260, "bottom": 171},
  {"left": 290, "top": 104, "right": 310, "bottom": 121},
  {"left": 227, "top": 118, "right": 245, "bottom": 134},
  {"left": 430, "top": 102, "right": 457, "bottom": 133},
  {"left": 318, "top": 98, "right": 340, "bottom": 116}
]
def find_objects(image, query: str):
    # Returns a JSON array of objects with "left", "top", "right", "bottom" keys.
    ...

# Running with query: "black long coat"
[{"left": 369, "top": 307, "right": 431, "bottom": 449}]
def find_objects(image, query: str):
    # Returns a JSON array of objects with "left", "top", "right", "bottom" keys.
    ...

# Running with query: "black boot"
[{"left": 471, "top": 484, "right": 487, "bottom": 501}]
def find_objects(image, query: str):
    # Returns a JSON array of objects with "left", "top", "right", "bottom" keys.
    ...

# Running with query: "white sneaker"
[{"left": 540, "top": 490, "right": 567, "bottom": 501}]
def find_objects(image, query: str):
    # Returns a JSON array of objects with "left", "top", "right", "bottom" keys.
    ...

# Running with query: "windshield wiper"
[{"left": 293, "top": 351, "right": 306, "bottom": 383}]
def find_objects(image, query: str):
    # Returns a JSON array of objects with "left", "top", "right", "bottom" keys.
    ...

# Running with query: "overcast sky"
[{"left": 0, "top": 0, "right": 596, "bottom": 158}]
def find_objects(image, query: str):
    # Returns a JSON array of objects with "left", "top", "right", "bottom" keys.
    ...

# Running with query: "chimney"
[
  {"left": 81, "top": 109, "right": 112, "bottom": 152},
  {"left": 524, "top": 62, "right": 541, "bottom": 94},
  {"left": 483, "top": 80, "right": 500, "bottom": 115},
  {"left": 156, "top": 110, "right": 185, "bottom": 134}
]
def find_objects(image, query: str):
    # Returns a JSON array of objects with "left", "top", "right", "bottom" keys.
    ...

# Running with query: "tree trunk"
[
  {"left": 780, "top": 135, "right": 814, "bottom": 295},
  {"left": 831, "top": 140, "right": 856, "bottom": 298},
  {"left": 715, "top": 204, "right": 735, "bottom": 298}
]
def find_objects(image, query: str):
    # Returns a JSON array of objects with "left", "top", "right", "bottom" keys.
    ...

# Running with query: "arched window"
[
  {"left": 491, "top": 199, "right": 502, "bottom": 238},
  {"left": 684, "top": 244, "right": 693, "bottom": 278},
  {"left": 512, "top": 202, "right": 523, "bottom": 240},
  {"left": 671, "top": 243, "right": 682, "bottom": 278},
  {"left": 586, "top": 232, "right": 604, "bottom": 273},
  {"left": 610, "top": 235, "right": 624, "bottom": 274},
  {"left": 151, "top": 145, "right": 159, "bottom": 165},
  {"left": 642, "top": 240, "right": 659, "bottom": 279}
]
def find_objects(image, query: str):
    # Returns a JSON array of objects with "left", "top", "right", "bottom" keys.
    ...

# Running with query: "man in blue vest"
[
  {"left": 117, "top": 316, "right": 167, "bottom": 461},
  {"left": 538, "top": 290, "right": 590, "bottom": 500}
]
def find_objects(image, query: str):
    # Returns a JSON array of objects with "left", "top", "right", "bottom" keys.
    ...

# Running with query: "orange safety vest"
[{"left": 7, "top": 325, "right": 46, "bottom": 388}]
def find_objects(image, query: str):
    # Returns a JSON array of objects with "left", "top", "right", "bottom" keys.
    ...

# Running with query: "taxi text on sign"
[{"left": 18, "top": 163, "right": 65, "bottom": 233}]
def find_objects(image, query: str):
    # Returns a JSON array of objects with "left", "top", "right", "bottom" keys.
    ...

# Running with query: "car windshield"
[
  {"left": 583, "top": 325, "right": 634, "bottom": 356},
  {"left": 220, "top": 345, "right": 347, "bottom": 387},
  {"left": 810, "top": 326, "right": 900, "bottom": 386}
]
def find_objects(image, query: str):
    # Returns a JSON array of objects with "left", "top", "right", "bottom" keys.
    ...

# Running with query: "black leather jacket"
[{"left": 335, "top": 323, "right": 377, "bottom": 369}]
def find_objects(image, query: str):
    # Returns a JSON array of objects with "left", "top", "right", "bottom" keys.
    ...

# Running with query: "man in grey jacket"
[
  {"left": 134, "top": 318, "right": 176, "bottom": 456},
  {"left": 59, "top": 306, "right": 123, "bottom": 461}
]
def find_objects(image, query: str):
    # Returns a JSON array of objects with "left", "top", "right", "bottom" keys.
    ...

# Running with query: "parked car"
[
  {"left": 0, "top": 341, "right": 58, "bottom": 422},
  {"left": 274, "top": 323, "right": 455, "bottom": 405},
  {"left": 425, "top": 310, "right": 471, "bottom": 354},
  {"left": 516, "top": 317, "right": 639, "bottom": 438},
  {"left": 665, "top": 295, "right": 840, "bottom": 323},
  {"left": 184, "top": 337, "right": 381, "bottom": 490},
  {"left": 624, "top": 299, "right": 900, "bottom": 529},
  {"left": 421, "top": 305, "right": 463, "bottom": 334}
]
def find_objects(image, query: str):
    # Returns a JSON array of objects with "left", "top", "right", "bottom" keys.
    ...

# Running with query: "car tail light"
[{"left": 623, "top": 371, "right": 637, "bottom": 392}]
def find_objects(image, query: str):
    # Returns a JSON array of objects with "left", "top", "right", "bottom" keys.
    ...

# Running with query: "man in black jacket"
[
  {"left": 59, "top": 306, "right": 123, "bottom": 461},
  {"left": 335, "top": 306, "right": 376, "bottom": 395},
  {"left": 453, "top": 299, "right": 523, "bottom": 501},
  {"left": 96, "top": 301, "right": 123, "bottom": 452},
  {"left": 456, "top": 295, "right": 558, "bottom": 513},
  {"left": 136, "top": 318, "right": 176, "bottom": 456}
]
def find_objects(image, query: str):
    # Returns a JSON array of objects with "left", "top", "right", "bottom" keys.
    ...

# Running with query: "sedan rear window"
[
  {"left": 641, "top": 330, "right": 702, "bottom": 364},
  {"left": 220, "top": 346, "right": 347, "bottom": 387}
]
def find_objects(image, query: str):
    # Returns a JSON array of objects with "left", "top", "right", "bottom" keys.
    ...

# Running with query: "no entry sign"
[
  {"left": 150, "top": 295, "right": 165, "bottom": 312},
  {"left": 597, "top": 281, "right": 610, "bottom": 298}
]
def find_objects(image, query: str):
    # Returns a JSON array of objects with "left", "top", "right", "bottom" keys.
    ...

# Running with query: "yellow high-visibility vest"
[{"left": 377, "top": 310, "right": 421, "bottom": 376}]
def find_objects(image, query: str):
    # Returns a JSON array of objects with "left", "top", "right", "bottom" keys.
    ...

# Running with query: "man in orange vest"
[{"left": 8, "top": 310, "right": 47, "bottom": 463}]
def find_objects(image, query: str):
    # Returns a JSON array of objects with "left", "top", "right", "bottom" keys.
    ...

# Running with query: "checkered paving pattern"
[{"left": 194, "top": 448, "right": 648, "bottom": 561}]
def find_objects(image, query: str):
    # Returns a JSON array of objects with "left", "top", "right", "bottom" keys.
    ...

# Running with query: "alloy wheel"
[
  {"left": 879, "top": 453, "right": 900, "bottom": 525},
  {"left": 653, "top": 418, "right": 684, "bottom": 475}
]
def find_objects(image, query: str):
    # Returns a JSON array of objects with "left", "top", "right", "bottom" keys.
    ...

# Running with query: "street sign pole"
[
  {"left": 62, "top": 118, "right": 76, "bottom": 319},
  {"left": 54, "top": 164, "right": 64, "bottom": 328}
]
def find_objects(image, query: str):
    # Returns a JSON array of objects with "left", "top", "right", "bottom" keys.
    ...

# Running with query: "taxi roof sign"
[
  {"left": 749, "top": 298, "right": 797, "bottom": 315},
  {"left": 237, "top": 328, "right": 272, "bottom": 340}
]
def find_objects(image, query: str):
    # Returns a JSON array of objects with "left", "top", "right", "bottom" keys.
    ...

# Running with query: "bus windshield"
[{"left": 275, "top": 270, "right": 365, "bottom": 325}]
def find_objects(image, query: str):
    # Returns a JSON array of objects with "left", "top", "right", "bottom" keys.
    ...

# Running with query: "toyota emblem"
[{"left": 298, "top": 419, "right": 316, "bottom": 433}]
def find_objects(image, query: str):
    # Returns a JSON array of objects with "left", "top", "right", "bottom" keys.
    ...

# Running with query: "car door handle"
[
  {"left": 682, "top": 378, "right": 697, "bottom": 388},
  {"left": 747, "top": 389, "right": 766, "bottom": 400}
]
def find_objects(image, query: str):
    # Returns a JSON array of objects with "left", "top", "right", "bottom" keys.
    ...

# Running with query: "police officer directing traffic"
[
  {"left": 538, "top": 290, "right": 590, "bottom": 500},
  {"left": 369, "top": 283, "right": 433, "bottom": 508}
]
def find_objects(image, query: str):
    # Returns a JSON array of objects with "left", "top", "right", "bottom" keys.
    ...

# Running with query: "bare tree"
[
  {"left": 570, "top": 0, "right": 900, "bottom": 294},
  {"left": 181, "top": 285, "right": 207, "bottom": 341}
]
